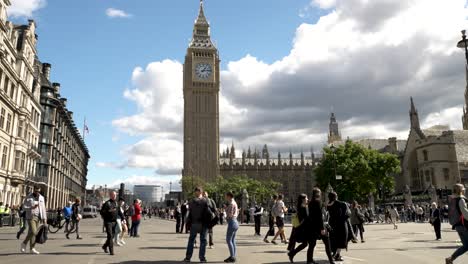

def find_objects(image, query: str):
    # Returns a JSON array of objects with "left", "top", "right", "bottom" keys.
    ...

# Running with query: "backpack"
[
  {"left": 128, "top": 205, "right": 135, "bottom": 217},
  {"left": 449, "top": 196, "right": 468, "bottom": 227},
  {"left": 35, "top": 225, "right": 48, "bottom": 244}
]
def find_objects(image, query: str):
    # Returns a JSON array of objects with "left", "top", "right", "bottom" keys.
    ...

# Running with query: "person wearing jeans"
[
  {"left": 184, "top": 187, "right": 210, "bottom": 263},
  {"left": 21, "top": 186, "right": 47, "bottom": 255},
  {"left": 224, "top": 192, "right": 239, "bottom": 263},
  {"left": 447, "top": 184, "right": 468, "bottom": 264},
  {"left": 130, "top": 199, "right": 142, "bottom": 237}
]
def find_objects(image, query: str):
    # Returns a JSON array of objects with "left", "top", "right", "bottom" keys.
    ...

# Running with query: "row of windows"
[{"left": 1, "top": 71, "right": 17, "bottom": 100}]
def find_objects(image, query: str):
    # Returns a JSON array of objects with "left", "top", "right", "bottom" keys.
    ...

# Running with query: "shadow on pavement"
[
  {"left": 115, "top": 262, "right": 217, "bottom": 264},
  {"left": 146, "top": 232, "right": 178, "bottom": 235},
  {"left": 263, "top": 261, "right": 330, "bottom": 264},
  {"left": 64, "top": 243, "right": 100, "bottom": 247},
  {"left": 140, "top": 246, "right": 186, "bottom": 250}
]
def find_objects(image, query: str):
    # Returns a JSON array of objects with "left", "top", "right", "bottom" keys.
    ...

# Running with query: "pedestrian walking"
[
  {"left": 66, "top": 198, "right": 82, "bottom": 240},
  {"left": 63, "top": 201, "right": 72, "bottom": 233},
  {"left": 446, "top": 184, "right": 468, "bottom": 264},
  {"left": 263, "top": 210, "right": 276, "bottom": 243},
  {"left": 327, "top": 192, "right": 349, "bottom": 262},
  {"left": 175, "top": 203, "right": 182, "bottom": 233},
  {"left": 16, "top": 205, "right": 27, "bottom": 239},
  {"left": 350, "top": 201, "right": 365, "bottom": 243},
  {"left": 114, "top": 197, "right": 126, "bottom": 246},
  {"left": 224, "top": 192, "right": 239, "bottom": 263},
  {"left": 20, "top": 186, "right": 47, "bottom": 255},
  {"left": 253, "top": 204, "right": 264, "bottom": 236},
  {"left": 130, "top": 199, "right": 142, "bottom": 237},
  {"left": 389, "top": 205, "right": 399, "bottom": 229},
  {"left": 287, "top": 193, "right": 309, "bottom": 262},
  {"left": 183, "top": 187, "right": 210, "bottom": 263},
  {"left": 271, "top": 194, "right": 288, "bottom": 245},
  {"left": 100, "top": 191, "right": 121, "bottom": 255},
  {"left": 430, "top": 202, "right": 442, "bottom": 241},
  {"left": 203, "top": 191, "right": 218, "bottom": 249}
]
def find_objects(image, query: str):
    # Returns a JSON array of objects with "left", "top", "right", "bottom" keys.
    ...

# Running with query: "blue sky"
[
  {"left": 9, "top": 0, "right": 468, "bottom": 192},
  {"left": 9, "top": 0, "right": 327, "bottom": 190}
]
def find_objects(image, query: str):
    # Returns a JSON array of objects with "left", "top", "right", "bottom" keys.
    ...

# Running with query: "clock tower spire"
[{"left": 183, "top": 1, "right": 220, "bottom": 187}]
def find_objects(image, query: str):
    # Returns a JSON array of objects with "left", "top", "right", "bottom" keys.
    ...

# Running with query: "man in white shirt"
[{"left": 21, "top": 186, "right": 47, "bottom": 255}]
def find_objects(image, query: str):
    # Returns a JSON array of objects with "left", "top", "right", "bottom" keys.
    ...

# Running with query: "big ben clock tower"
[{"left": 183, "top": 0, "right": 220, "bottom": 185}]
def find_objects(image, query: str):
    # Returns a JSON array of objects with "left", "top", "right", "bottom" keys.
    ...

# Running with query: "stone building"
[
  {"left": 180, "top": 2, "right": 320, "bottom": 203},
  {"left": 220, "top": 144, "right": 318, "bottom": 205},
  {"left": 36, "top": 66, "right": 90, "bottom": 209},
  {"left": 328, "top": 112, "right": 342, "bottom": 144},
  {"left": 0, "top": 0, "right": 42, "bottom": 206},
  {"left": 400, "top": 98, "right": 467, "bottom": 193},
  {"left": 182, "top": 0, "right": 220, "bottom": 183}
]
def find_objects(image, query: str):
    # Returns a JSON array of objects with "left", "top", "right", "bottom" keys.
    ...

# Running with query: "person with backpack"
[
  {"left": 446, "top": 184, "right": 468, "bottom": 264},
  {"left": 203, "top": 191, "right": 218, "bottom": 249},
  {"left": 183, "top": 187, "right": 210, "bottom": 263}
]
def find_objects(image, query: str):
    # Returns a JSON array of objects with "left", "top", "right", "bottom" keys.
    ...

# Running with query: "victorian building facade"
[
  {"left": 0, "top": 0, "right": 42, "bottom": 206},
  {"left": 0, "top": 0, "right": 89, "bottom": 208},
  {"left": 36, "top": 67, "right": 90, "bottom": 209}
]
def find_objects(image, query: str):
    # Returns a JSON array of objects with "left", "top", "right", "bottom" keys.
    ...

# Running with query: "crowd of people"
[{"left": 4, "top": 183, "right": 468, "bottom": 264}]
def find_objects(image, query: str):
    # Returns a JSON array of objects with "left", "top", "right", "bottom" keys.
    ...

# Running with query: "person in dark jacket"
[
  {"left": 327, "top": 192, "right": 349, "bottom": 262},
  {"left": 101, "top": 191, "right": 122, "bottom": 255},
  {"left": 350, "top": 201, "right": 365, "bottom": 243},
  {"left": 203, "top": 191, "right": 217, "bottom": 249},
  {"left": 430, "top": 202, "right": 442, "bottom": 240},
  {"left": 66, "top": 198, "right": 82, "bottom": 239},
  {"left": 175, "top": 203, "right": 182, "bottom": 233},
  {"left": 302, "top": 188, "right": 335, "bottom": 264},
  {"left": 287, "top": 193, "right": 309, "bottom": 262},
  {"left": 184, "top": 187, "right": 210, "bottom": 263}
]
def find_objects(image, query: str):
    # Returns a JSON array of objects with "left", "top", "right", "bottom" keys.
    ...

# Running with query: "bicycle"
[{"left": 47, "top": 213, "right": 76, "bottom": 234}]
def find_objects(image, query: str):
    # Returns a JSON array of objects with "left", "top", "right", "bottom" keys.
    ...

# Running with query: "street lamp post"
[{"left": 457, "top": 30, "right": 468, "bottom": 65}]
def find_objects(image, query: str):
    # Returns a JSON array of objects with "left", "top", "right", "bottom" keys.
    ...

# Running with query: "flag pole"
[{"left": 83, "top": 117, "right": 86, "bottom": 142}]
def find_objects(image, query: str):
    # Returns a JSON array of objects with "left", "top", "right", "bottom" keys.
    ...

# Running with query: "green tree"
[
  {"left": 180, "top": 175, "right": 207, "bottom": 199},
  {"left": 205, "top": 175, "right": 281, "bottom": 206},
  {"left": 315, "top": 140, "right": 400, "bottom": 201}
]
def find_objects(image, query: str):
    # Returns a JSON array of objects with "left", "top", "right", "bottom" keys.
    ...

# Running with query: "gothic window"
[
  {"left": 9, "top": 83, "right": 14, "bottom": 99},
  {"left": 3, "top": 77, "right": 8, "bottom": 94},
  {"left": 17, "top": 120, "right": 23, "bottom": 138},
  {"left": 423, "top": 150, "right": 428, "bottom": 161}
]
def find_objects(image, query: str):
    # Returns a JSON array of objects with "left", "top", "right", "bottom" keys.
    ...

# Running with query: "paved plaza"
[{"left": 0, "top": 218, "right": 466, "bottom": 264}]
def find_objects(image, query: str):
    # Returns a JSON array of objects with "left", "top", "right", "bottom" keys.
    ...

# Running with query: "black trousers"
[
  {"left": 433, "top": 220, "right": 441, "bottom": 239},
  {"left": 307, "top": 236, "right": 334, "bottom": 263},
  {"left": 254, "top": 216, "right": 261, "bottom": 235},
  {"left": 176, "top": 216, "right": 184, "bottom": 233},
  {"left": 181, "top": 216, "right": 186, "bottom": 233},
  {"left": 103, "top": 222, "right": 116, "bottom": 253}
]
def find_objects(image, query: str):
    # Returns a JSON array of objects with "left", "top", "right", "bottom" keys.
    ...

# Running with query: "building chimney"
[
  {"left": 60, "top": 98, "right": 67, "bottom": 107},
  {"left": 52, "top": 82, "right": 60, "bottom": 94},
  {"left": 388, "top": 137, "right": 398, "bottom": 153},
  {"left": 42, "top": 63, "right": 51, "bottom": 80}
]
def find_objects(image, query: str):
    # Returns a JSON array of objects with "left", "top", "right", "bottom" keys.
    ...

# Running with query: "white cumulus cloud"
[
  {"left": 106, "top": 8, "right": 131, "bottom": 18},
  {"left": 105, "top": 0, "right": 468, "bottom": 179},
  {"left": 8, "top": 0, "right": 46, "bottom": 18}
]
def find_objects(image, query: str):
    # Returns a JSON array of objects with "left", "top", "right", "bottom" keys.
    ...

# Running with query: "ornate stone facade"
[
  {"left": 220, "top": 144, "right": 318, "bottom": 205},
  {"left": 0, "top": 0, "right": 42, "bottom": 206},
  {"left": 182, "top": 1, "right": 220, "bottom": 183}
]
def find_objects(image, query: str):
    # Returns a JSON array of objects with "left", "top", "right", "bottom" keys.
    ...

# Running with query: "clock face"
[{"left": 195, "top": 63, "right": 213, "bottom": 80}]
